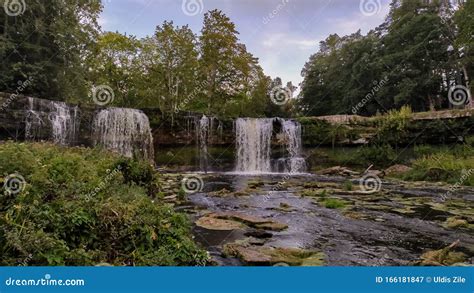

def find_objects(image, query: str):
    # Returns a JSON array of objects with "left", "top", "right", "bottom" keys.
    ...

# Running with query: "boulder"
[{"left": 385, "top": 164, "right": 413, "bottom": 176}]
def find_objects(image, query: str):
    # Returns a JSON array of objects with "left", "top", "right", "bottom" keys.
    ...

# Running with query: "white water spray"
[
  {"left": 235, "top": 118, "right": 306, "bottom": 174},
  {"left": 235, "top": 118, "right": 274, "bottom": 173},
  {"left": 93, "top": 108, "right": 154, "bottom": 160},
  {"left": 25, "top": 97, "right": 79, "bottom": 145}
]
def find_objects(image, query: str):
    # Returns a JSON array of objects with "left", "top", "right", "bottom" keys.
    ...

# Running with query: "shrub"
[{"left": 0, "top": 142, "right": 208, "bottom": 266}]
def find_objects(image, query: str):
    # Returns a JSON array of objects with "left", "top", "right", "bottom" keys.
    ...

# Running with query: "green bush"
[
  {"left": 402, "top": 152, "right": 474, "bottom": 186},
  {"left": 0, "top": 142, "right": 208, "bottom": 266},
  {"left": 355, "top": 145, "right": 398, "bottom": 167}
]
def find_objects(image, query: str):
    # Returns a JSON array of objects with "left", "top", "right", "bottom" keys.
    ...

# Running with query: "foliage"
[
  {"left": 375, "top": 105, "right": 412, "bottom": 145},
  {"left": 300, "top": 0, "right": 468, "bottom": 116},
  {"left": 0, "top": 0, "right": 102, "bottom": 102},
  {"left": 0, "top": 142, "right": 208, "bottom": 266},
  {"left": 402, "top": 145, "right": 474, "bottom": 186}
]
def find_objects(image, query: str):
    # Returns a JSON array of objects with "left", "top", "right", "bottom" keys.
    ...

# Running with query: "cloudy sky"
[{"left": 100, "top": 0, "right": 391, "bottom": 88}]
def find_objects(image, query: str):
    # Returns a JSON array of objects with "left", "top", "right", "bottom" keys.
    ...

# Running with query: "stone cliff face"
[
  {"left": 0, "top": 93, "right": 96, "bottom": 146},
  {"left": 1, "top": 92, "right": 473, "bottom": 153}
]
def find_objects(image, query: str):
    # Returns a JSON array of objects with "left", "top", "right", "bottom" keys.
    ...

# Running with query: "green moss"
[
  {"left": 343, "top": 180, "right": 353, "bottom": 191},
  {"left": 322, "top": 198, "right": 347, "bottom": 209}
]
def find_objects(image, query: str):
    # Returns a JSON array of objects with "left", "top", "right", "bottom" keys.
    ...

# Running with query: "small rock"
[
  {"left": 317, "top": 166, "right": 359, "bottom": 177},
  {"left": 416, "top": 240, "right": 467, "bottom": 266},
  {"left": 385, "top": 164, "right": 413, "bottom": 176},
  {"left": 443, "top": 217, "right": 469, "bottom": 229}
]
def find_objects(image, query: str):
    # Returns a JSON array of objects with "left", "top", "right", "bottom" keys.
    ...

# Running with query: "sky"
[{"left": 99, "top": 0, "right": 391, "bottom": 89}]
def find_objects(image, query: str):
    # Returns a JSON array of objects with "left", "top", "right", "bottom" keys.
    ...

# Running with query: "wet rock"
[
  {"left": 195, "top": 216, "right": 245, "bottom": 231},
  {"left": 244, "top": 229, "right": 273, "bottom": 239},
  {"left": 343, "top": 211, "right": 369, "bottom": 220},
  {"left": 443, "top": 217, "right": 469, "bottom": 229},
  {"left": 416, "top": 240, "right": 467, "bottom": 266},
  {"left": 203, "top": 182, "right": 232, "bottom": 192},
  {"left": 209, "top": 188, "right": 232, "bottom": 197},
  {"left": 209, "top": 212, "right": 288, "bottom": 231},
  {"left": 385, "top": 164, "right": 413, "bottom": 176},
  {"left": 223, "top": 240, "right": 325, "bottom": 266},
  {"left": 254, "top": 222, "right": 288, "bottom": 231},
  {"left": 365, "top": 169, "right": 385, "bottom": 179},
  {"left": 270, "top": 202, "right": 296, "bottom": 212},
  {"left": 317, "top": 166, "right": 359, "bottom": 177},
  {"left": 214, "top": 212, "right": 271, "bottom": 225}
]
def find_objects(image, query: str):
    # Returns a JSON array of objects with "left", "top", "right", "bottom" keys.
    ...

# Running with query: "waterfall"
[
  {"left": 235, "top": 118, "right": 306, "bottom": 174},
  {"left": 93, "top": 108, "right": 154, "bottom": 160},
  {"left": 281, "top": 119, "right": 307, "bottom": 173},
  {"left": 25, "top": 97, "right": 79, "bottom": 145},
  {"left": 235, "top": 118, "right": 274, "bottom": 173},
  {"left": 50, "top": 102, "right": 79, "bottom": 145},
  {"left": 196, "top": 115, "right": 210, "bottom": 172}
]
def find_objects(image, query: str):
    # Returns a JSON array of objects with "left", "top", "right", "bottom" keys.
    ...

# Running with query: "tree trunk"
[{"left": 462, "top": 66, "right": 473, "bottom": 108}]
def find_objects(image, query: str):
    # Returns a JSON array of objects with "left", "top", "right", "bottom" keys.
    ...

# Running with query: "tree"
[
  {"left": 0, "top": 0, "right": 101, "bottom": 101},
  {"left": 199, "top": 9, "right": 268, "bottom": 117},
  {"left": 300, "top": 0, "right": 458, "bottom": 116},
  {"left": 454, "top": 0, "right": 474, "bottom": 104},
  {"left": 88, "top": 32, "right": 141, "bottom": 107},
  {"left": 139, "top": 21, "right": 199, "bottom": 119}
]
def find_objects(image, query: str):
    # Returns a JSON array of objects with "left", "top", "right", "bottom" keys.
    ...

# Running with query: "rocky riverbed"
[{"left": 167, "top": 173, "right": 474, "bottom": 266}]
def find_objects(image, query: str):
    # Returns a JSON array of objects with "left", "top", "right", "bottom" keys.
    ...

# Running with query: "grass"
[{"left": 322, "top": 198, "right": 347, "bottom": 209}]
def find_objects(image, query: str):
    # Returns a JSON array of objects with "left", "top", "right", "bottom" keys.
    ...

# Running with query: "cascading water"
[
  {"left": 196, "top": 115, "right": 210, "bottom": 172},
  {"left": 235, "top": 118, "right": 306, "bottom": 174},
  {"left": 50, "top": 102, "right": 79, "bottom": 145},
  {"left": 280, "top": 119, "right": 307, "bottom": 173},
  {"left": 93, "top": 108, "right": 154, "bottom": 160},
  {"left": 235, "top": 118, "right": 274, "bottom": 173},
  {"left": 25, "top": 97, "right": 79, "bottom": 145}
]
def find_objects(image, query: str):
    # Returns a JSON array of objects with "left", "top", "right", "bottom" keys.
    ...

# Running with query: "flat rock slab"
[
  {"left": 195, "top": 216, "right": 245, "bottom": 231},
  {"left": 195, "top": 212, "right": 288, "bottom": 232},
  {"left": 223, "top": 241, "right": 325, "bottom": 266}
]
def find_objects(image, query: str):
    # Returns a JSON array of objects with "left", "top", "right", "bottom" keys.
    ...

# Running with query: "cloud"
[{"left": 262, "top": 33, "right": 318, "bottom": 51}]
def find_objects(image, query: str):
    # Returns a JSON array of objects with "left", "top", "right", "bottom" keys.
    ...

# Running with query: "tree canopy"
[{"left": 300, "top": 0, "right": 473, "bottom": 116}]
